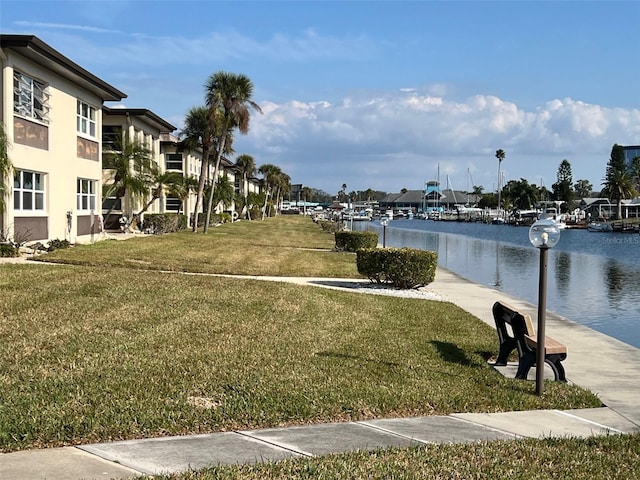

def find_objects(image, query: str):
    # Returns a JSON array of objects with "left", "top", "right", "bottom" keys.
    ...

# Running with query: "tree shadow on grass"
[
  {"left": 314, "top": 350, "right": 400, "bottom": 368},
  {"left": 429, "top": 340, "right": 486, "bottom": 368}
]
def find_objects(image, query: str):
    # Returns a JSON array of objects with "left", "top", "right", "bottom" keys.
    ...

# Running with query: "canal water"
[{"left": 353, "top": 219, "right": 640, "bottom": 349}]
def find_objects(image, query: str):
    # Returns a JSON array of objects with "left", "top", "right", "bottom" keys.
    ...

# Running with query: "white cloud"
[{"left": 234, "top": 91, "right": 640, "bottom": 194}]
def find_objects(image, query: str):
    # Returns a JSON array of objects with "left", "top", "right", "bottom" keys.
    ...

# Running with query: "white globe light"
[
  {"left": 380, "top": 218, "right": 389, "bottom": 226},
  {"left": 529, "top": 219, "right": 561, "bottom": 248}
]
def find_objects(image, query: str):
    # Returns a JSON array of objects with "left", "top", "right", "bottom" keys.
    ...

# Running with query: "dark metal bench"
[{"left": 492, "top": 301, "right": 567, "bottom": 382}]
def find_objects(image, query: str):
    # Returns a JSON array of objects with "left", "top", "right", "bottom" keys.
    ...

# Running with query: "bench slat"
[{"left": 524, "top": 334, "right": 567, "bottom": 355}]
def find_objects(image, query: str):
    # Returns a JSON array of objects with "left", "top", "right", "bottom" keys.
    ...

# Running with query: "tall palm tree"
[
  {"left": 602, "top": 169, "right": 637, "bottom": 220},
  {"left": 0, "top": 122, "right": 12, "bottom": 216},
  {"left": 203, "top": 114, "right": 235, "bottom": 232},
  {"left": 258, "top": 163, "right": 281, "bottom": 219},
  {"left": 273, "top": 172, "right": 291, "bottom": 215},
  {"left": 102, "top": 132, "right": 156, "bottom": 225},
  {"left": 495, "top": 149, "right": 506, "bottom": 218},
  {"left": 204, "top": 71, "right": 262, "bottom": 232},
  {"left": 180, "top": 106, "right": 213, "bottom": 232},
  {"left": 235, "top": 154, "right": 256, "bottom": 219}
]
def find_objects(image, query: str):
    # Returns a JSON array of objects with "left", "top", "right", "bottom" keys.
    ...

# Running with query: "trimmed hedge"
[
  {"left": 143, "top": 213, "right": 187, "bottom": 234},
  {"left": 335, "top": 231, "right": 378, "bottom": 252},
  {"left": 356, "top": 247, "right": 438, "bottom": 289}
]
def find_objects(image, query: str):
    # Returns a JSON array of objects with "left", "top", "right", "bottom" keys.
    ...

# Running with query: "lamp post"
[
  {"left": 528, "top": 218, "right": 561, "bottom": 395},
  {"left": 380, "top": 217, "right": 388, "bottom": 248}
]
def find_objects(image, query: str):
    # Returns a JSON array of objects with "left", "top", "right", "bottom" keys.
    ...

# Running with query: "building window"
[
  {"left": 102, "top": 197, "right": 122, "bottom": 212},
  {"left": 165, "top": 195, "right": 182, "bottom": 212},
  {"left": 77, "top": 179, "right": 96, "bottom": 211},
  {"left": 77, "top": 100, "right": 96, "bottom": 137},
  {"left": 102, "top": 125, "right": 122, "bottom": 152},
  {"left": 13, "top": 71, "right": 50, "bottom": 123},
  {"left": 14, "top": 170, "right": 45, "bottom": 211},
  {"left": 165, "top": 153, "right": 183, "bottom": 171}
]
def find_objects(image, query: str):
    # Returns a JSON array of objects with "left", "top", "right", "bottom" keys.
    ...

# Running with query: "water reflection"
[
  {"left": 605, "top": 260, "right": 626, "bottom": 308},
  {"left": 554, "top": 251, "right": 571, "bottom": 296},
  {"left": 358, "top": 222, "right": 640, "bottom": 348}
]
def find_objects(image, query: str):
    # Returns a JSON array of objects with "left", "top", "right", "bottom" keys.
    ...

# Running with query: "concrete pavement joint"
[{"left": 554, "top": 410, "right": 624, "bottom": 434}]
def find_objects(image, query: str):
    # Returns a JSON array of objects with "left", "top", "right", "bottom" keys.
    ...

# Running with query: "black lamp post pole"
[
  {"left": 536, "top": 245, "right": 549, "bottom": 396},
  {"left": 383, "top": 225, "right": 387, "bottom": 248}
]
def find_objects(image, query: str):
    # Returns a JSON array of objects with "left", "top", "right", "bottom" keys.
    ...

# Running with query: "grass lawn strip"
[
  {"left": 148, "top": 434, "right": 640, "bottom": 479},
  {"left": 1, "top": 262, "right": 599, "bottom": 452},
  {"left": 37, "top": 217, "right": 359, "bottom": 278}
]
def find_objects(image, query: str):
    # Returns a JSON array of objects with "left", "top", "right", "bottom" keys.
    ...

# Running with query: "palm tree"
[
  {"left": 258, "top": 163, "right": 281, "bottom": 219},
  {"left": 102, "top": 132, "right": 156, "bottom": 226},
  {"left": 0, "top": 122, "right": 12, "bottom": 216},
  {"left": 629, "top": 156, "right": 640, "bottom": 193},
  {"left": 135, "top": 171, "right": 187, "bottom": 219},
  {"left": 602, "top": 169, "right": 637, "bottom": 220},
  {"left": 175, "top": 175, "right": 199, "bottom": 215},
  {"left": 235, "top": 154, "right": 256, "bottom": 219},
  {"left": 495, "top": 149, "right": 505, "bottom": 218},
  {"left": 203, "top": 114, "right": 235, "bottom": 232},
  {"left": 204, "top": 71, "right": 262, "bottom": 232},
  {"left": 180, "top": 106, "right": 213, "bottom": 232},
  {"left": 302, "top": 186, "right": 313, "bottom": 213},
  {"left": 210, "top": 174, "right": 235, "bottom": 214},
  {"left": 271, "top": 171, "right": 291, "bottom": 215}
]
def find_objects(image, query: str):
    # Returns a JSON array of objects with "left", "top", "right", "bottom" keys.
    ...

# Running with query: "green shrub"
[
  {"left": 356, "top": 247, "right": 438, "bottom": 289},
  {"left": 47, "top": 239, "right": 72, "bottom": 252},
  {"left": 317, "top": 220, "right": 342, "bottom": 233},
  {"left": 0, "top": 242, "right": 19, "bottom": 258},
  {"left": 335, "top": 231, "right": 378, "bottom": 252},
  {"left": 143, "top": 213, "right": 187, "bottom": 234},
  {"left": 247, "top": 207, "right": 261, "bottom": 220}
]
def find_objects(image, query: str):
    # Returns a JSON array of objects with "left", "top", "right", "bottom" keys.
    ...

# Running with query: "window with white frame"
[
  {"left": 77, "top": 178, "right": 96, "bottom": 211},
  {"left": 14, "top": 170, "right": 45, "bottom": 211},
  {"left": 13, "top": 71, "right": 50, "bottom": 123},
  {"left": 77, "top": 100, "right": 97, "bottom": 137}
]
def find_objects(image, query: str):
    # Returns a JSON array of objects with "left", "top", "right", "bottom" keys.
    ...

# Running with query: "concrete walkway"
[{"left": 2, "top": 267, "right": 639, "bottom": 479}]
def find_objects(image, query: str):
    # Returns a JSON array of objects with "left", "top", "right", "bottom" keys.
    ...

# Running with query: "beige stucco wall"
[{"left": 1, "top": 48, "right": 103, "bottom": 243}]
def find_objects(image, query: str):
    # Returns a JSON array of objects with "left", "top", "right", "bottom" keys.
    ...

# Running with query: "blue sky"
[{"left": 2, "top": 0, "right": 639, "bottom": 196}]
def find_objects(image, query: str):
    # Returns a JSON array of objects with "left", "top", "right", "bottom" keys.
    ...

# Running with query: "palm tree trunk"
[
  {"left": 204, "top": 134, "right": 227, "bottom": 233},
  {"left": 192, "top": 145, "right": 210, "bottom": 232},
  {"left": 243, "top": 173, "right": 250, "bottom": 220},
  {"left": 261, "top": 188, "right": 270, "bottom": 221}
]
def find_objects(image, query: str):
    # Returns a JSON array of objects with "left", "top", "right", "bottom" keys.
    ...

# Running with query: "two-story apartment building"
[
  {"left": 1, "top": 35, "right": 126, "bottom": 243},
  {"left": 101, "top": 106, "right": 176, "bottom": 229},
  {"left": 2, "top": 34, "right": 263, "bottom": 242}
]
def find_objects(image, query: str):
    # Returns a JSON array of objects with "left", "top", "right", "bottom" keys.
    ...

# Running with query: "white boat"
[
  {"left": 541, "top": 207, "right": 567, "bottom": 229},
  {"left": 587, "top": 222, "right": 613, "bottom": 232}
]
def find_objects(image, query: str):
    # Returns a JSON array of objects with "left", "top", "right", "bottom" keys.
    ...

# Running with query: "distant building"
[
  {"left": 379, "top": 184, "right": 481, "bottom": 213},
  {"left": 622, "top": 145, "right": 640, "bottom": 166}
]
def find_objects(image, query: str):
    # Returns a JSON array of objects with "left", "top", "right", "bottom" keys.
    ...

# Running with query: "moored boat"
[{"left": 587, "top": 222, "right": 613, "bottom": 232}]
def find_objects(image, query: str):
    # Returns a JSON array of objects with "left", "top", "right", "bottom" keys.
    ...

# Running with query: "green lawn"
[
  {"left": 150, "top": 434, "right": 640, "bottom": 480},
  {"left": 1, "top": 216, "right": 601, "bottom": 454},
  {"left": 37, "top": 216, "right": 359, "bottom": 277}
]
